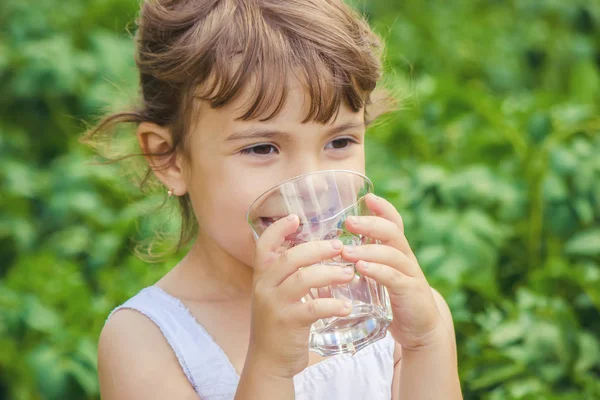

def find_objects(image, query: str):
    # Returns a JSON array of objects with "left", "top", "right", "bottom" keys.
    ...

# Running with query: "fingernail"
[
  {"left": 371, "top": 194, "right": 381, "bottom": 201},
  {"left": 343, "top": 266, "right": 355, "bottom": 275},
  {"left": 360, "top": 261, "right": 370, "bottom": 269},
  {"left": 287, "top": 214, "right": 297, "bottom": 221},
  {"left": 344, "top": 301, "right": 353, "bottom": 309},
  {"left": 345, "top": 246, "right": 356, "bottom": 253},
  {"left": 331, "top": 240, "right": 343, "bottom": 250},
  {"left": 347, "top": 216, "right": 358, "bottom": 225}
]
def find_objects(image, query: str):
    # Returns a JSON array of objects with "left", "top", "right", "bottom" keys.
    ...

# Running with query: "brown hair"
[{"left": 82, "top": 0, "right": 395, "bottom": 257}]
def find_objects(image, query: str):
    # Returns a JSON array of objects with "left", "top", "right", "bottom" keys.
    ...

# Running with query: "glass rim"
[{"left": 246, "top": 169, "right": 374, "bottom": 224}]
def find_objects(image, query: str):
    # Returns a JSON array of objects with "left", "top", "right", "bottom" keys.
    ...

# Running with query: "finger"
[
  {"left": 355, "top": 260, "right": 411, "bottom": 295},
  {"left": 254, "top": 214, "right": 300, "bottom": 273},
  {"left": 287, "top": 298, "right": 353, "bottom": 327},
  {"left": 365, "top": 194, "right": 404, "bottom": 231},
  {"left": 261, "top": 239, "right": 344, "bottom": 287},
  {"left": 277, "top": 264, "right": 356, "bottom": 302},
  {"left": 364, "top": 194, "right": 417, "bottom": 261},
  {"left": 342, "top": 244, "right": 423, "bottom": 278},
  {"left": 345, "top": 215, "right": 403, "bottom": 248}
]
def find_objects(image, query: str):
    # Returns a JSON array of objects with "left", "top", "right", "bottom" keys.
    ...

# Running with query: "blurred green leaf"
[
  {"left": 26, "top": 346, "right": 68, "bottom": 400},
  {"left": 574, "top": 332, "right": 600, "bottom": 375},
  {"left": 471, "top": 363, "right": 527, "bottom": 390},
  {"left": 569, "top": 61, "right": 600, "bottom": 105},
  {"left": 489, "top": 321, "right": 525, "bottom": 347},
  {"left": 565, "top": 229, "right": 600, "bottom": 257},
  {"left": 528, "top": 113, "right": 553, "bottom": 144},
  {"left": 65, "top": 359, "right": 98, "bottom": 396},
  {"left": 24, "top": 297, "right": 62, "bottom": 334}
]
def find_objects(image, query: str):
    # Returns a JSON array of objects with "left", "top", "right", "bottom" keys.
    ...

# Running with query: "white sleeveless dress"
[{"left": 108, "top": 286, "right": 396, "bottom": 399}]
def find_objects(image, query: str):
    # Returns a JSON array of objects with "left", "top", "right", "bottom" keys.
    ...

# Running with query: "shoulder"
[{"left": 98, "top": 308, "right": 200, "bottom": 400}]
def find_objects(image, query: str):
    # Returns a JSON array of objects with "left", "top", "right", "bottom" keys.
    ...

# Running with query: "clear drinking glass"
[{"left": 247, "top": 170, "right": 392, "bottom": 356}]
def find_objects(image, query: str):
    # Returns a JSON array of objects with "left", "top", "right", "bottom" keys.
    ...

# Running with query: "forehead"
[{"left": 191, "top": 73, "right": 366, "bottom": 140}]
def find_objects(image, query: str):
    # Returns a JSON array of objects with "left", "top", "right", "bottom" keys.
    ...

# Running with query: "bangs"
[{"left": 195, "top": 36, "right": 371, "bottom": 124}]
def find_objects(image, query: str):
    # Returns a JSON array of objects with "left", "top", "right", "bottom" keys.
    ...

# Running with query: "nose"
[
  {"left": 280, "top": 156, "right": 330, "bottom": 200},
  {"left": 279, "top": 171, "right": 343, "bottom": 224},
  {"left": 296, "top": 172, "right": 330, "bottom": 200},
  {"left": 277, "top": 159, "right": 364, "bottom": 222},
  {"left": 286, "top": 155, "right": 322, "bottom": 181}
]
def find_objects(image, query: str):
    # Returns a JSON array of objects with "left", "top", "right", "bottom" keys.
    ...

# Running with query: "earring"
[{"left": 167, "top": 188, "right": 174, "bottom": 197}]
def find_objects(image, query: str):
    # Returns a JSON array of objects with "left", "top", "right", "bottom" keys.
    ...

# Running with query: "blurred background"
[{"left": 1, "top": 0, "right": 599, "bottom": 399}]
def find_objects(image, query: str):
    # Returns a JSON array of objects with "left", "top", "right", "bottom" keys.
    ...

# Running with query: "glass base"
[
  {"left": 308, "top": 303, "right": 392, "bottom": 356},
  {"left": 301, "top": 262, "right": 393, "bottom": 356}
]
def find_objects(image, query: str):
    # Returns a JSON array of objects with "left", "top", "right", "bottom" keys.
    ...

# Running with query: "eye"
[
  {"left": 240, "top": 144, "right": 279, "bottom": 156},
  {"left": 325, "top": 137, "right": 357, "bottom": 150}
]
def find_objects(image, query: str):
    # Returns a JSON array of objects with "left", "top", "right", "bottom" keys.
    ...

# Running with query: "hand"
[
  {"left": 342, "top": 194, "right": 447, "bottom": 351},
  {"left": 246, "top": 215, "right": 355, "bottom": 379}
]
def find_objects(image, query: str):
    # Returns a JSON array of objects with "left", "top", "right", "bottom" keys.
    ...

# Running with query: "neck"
[{"left": 161, "top": 231, "right": 254, "bottom": 302}]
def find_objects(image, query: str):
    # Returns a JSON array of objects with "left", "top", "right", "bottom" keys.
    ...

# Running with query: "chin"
[{"left": 218, "top": 235, "right": 257, "bottom": 268}]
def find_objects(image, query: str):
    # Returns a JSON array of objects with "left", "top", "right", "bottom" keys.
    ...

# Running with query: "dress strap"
[{"left": 107, "top": 286, "right": 239, "bottom": 398}]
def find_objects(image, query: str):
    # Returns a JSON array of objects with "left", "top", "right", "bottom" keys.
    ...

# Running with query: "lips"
[
  {"left": 260, "top": 206, "right": 340, "bottom": 226},
  {"left": 258, "top": 215, "right": 344, "bottom": 246},
  {"left": 259, "top": 213, "right": 320, "bottom": 228},
  {"left": 259, "top": 216, "right": 284, "bottom": 228}
]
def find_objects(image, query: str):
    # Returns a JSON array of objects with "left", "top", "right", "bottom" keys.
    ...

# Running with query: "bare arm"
[
  {"left": 391, "top": 288, "right": 462, "bottom": 400},
  {"left": 234, "top": 350, "right": 295, "bottom": 400},
  {"left": 98, "top": 309, "right": 200, "bottom": 400}
]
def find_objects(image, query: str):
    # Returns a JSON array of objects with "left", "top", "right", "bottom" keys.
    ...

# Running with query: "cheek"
[
  {"left": 190, "top": 170, "right": 269, "bottom": 265},
  {"left": 208, "top": 208, "right": 256, "bottom": 265},
  {"left": 321, "top": 144, "right": 366, "bottom": 175}
]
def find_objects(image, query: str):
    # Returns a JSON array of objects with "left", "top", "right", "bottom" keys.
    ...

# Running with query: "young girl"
[{"left": 92, "top": 0, "right": 462, "bottom": 398}]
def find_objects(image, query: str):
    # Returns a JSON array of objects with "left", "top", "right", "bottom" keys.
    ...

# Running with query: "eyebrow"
[{"left": 225, "top": 121, "right": 364, "bottom": 142}]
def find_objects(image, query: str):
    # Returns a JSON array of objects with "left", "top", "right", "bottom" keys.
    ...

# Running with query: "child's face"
[{"left": 184, "top": 77, "right": 367, "bottom": 266}]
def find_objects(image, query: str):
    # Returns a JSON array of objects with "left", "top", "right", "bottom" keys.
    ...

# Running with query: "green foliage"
[{"left": 1, "top": 0, "right": 599, "bottom": 399}]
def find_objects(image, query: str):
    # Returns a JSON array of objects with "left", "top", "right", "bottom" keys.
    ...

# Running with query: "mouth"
[
  {"left": 258, "top": 214, "right": 344, "bottom": 245},
  {"left": 259, "top": 216, "right": 283, "bottom": 228},
  {"left": 260, "top": 207, "right": 342, "bottom": 228},
  {"left": 258, "top": 216, "right": 303, "bottom": 244},
  {"left": 259, "top": 213, "right": 322, "bottom": 228}
]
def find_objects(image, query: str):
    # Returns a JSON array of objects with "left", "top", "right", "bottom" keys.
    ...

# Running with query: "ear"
[{"left": 136, "top": 122, "right": 188, "bottom": 197}]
